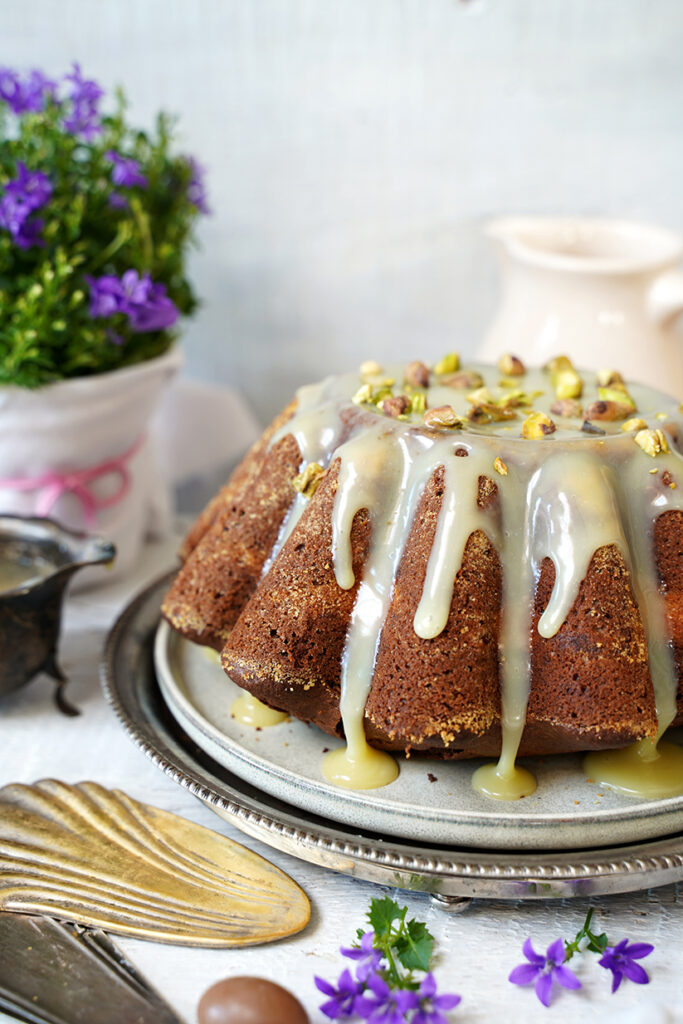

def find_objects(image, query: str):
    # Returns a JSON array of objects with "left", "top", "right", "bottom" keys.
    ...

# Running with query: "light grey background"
[{"left": 4, "top": 0, "right": 683, "bottom": 422}]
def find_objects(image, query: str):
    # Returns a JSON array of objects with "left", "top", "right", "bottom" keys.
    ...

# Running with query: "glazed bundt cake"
[{"left": 162, "top": 355, "right": 683, "bottom": 797}]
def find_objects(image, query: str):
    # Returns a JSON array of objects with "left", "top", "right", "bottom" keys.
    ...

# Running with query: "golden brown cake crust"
[
  {"left": 221, "top": 459, "right": 370, "bottom": 735},
  {"left": 162, "top": 402, "right": 301, "bottom": 649},
  {"left": 220, "top": 460, "right": 661, "bottom": 757},
  {"left": 654, "top": 508, "right": 683, "bottom": 725}
]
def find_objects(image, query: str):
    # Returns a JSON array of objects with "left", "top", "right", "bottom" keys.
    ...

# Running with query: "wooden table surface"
[{"left": 0, "top": 533, "right": 680, "bottom": 1024}]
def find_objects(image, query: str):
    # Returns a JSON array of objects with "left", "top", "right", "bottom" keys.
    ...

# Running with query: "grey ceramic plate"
[
  {"left": 100, "top": 573, "right": 683, "bottom": 901},
  {"left": 155, "top": 618, "right": 683, "bottom": 851}
]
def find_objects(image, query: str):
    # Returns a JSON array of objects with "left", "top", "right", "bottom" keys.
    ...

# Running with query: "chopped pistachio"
[
  {"left": 649, "top": 467, "right": 659, "bottom": 474},
  {"left": 360, "top": 360, "right": 383, "bottom": 376},
  {"left": 656, "top": 412, "right": 668, "bottom": 421},
  {"left": 634, "top": 428, "right": 670, "bottom": 457},
  {"left": 441, "top": 370, "right": 484, "bottom": 390},
  {"left": 547, "top": 355, "right": 583, "bottom": 400},
  {"left": 466, "top": 386, "right": 494, "bottom": 405},
  {"left": 493, "top": 456, "right": 508, "bottom": 476},
  {"left": 596, "top": 368, "right": 625, "bottom": 388},
  {"left": 433, "top": 352, "right": 460, "bottom": 375},
  {"left": 583, "top": 399, "right": 634, "bottom": 422},
  {"left": 423, "top": 404, "right": 463, "bottom": 429},
  {"left": 381, "top": 394, "right": 411, "bottom": 418},
  {"left": 404, "top": 360, "right": 430, "bottom": 389},
  {"left": 496, "top": 388, "right": 532, "bottom": 409},
  {"left": 467, "top": 406, "right": 493, "bottom": 425},
  {"left": 351, "top": 383, "right": 374, "bottom": 405},
  {"left": 410, "top": 391, "right": 427, "bottom": 415},
  {"left": 550, "top": 398, "right": 583, "bottom": 418},
  {"left": 497, "top": 353, "right": 525, "bottom": 376},
  {"left": 581, "top": 420, "right": 606, "bottom": 435},
  {"left": 598, "top": 386, "right": 636, "bottom": 411},
  {"left": 468, "top": 402, "right": 517, "bottom": 423},
  {"left": 293, "top": 462, "right": 325, "bottom": 498},
  {"left": 621, "top": 417, "right": 648, "bottom": 432},
  {"left": 521, "top": 411, "right": 557, "bottom": 439}
]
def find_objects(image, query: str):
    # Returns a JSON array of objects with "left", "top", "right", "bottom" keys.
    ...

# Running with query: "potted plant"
[{"left": 0, "top": 63, "right": 208, "bottom": 577}]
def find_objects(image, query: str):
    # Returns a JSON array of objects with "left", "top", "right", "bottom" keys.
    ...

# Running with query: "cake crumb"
[
  {"left": 322, "top": 747, "right": 329, "bottom": 753},
  {"left": 427, "top": 772, "right": 438, "bottom": 783}
]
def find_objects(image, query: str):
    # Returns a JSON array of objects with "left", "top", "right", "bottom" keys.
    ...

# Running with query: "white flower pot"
[{"left": 0, "top": 348, "right": 182, "bottom": 584}]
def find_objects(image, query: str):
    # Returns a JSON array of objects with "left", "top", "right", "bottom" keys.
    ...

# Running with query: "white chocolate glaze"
[
  {"left": 265, "top": 361, "right": 683, "bottom": 799},
  {"left": 231, "top": 692, "right": 289, "bottom": 728}
]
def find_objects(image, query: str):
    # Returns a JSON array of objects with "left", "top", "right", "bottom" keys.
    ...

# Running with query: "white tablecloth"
[{"left": 0, "top": 533, "right": 681, "bottom": 1024}]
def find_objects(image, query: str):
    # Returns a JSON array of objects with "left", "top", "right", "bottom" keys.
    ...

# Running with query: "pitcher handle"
[{"left": 648, "top": 268, "right": 683, "bottom": 326}]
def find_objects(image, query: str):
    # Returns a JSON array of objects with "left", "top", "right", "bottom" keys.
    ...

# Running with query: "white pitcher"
[{"left": 480, "top": 217, "right": 683, "bottom": 398}]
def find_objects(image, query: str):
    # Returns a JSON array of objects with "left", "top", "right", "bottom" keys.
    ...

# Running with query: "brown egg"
[{"left": 197, "top": 976, "right": 310, "bottom": 1024}]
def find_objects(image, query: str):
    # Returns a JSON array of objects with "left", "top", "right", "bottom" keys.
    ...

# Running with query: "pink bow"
[{"left": 0, "top": 435, "right": 144, "bottom": 529}]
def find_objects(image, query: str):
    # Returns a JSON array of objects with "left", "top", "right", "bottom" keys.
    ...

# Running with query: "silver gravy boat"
[{"left": 0, "top": 515, "right": 115, "bottom": 713}]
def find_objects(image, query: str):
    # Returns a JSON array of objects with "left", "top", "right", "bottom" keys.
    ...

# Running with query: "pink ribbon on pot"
[{"left": 0, "top": 435, "right": 145, "bottom": 529}]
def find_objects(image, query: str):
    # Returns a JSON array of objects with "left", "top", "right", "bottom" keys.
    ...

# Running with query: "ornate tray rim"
[{"left": 99, "top": 572, "right": 683, "bottom": 901}]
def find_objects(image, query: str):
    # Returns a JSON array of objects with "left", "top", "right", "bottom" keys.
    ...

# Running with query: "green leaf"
[
  {"left": 367, "top": 897, "right": 403, "bottom": 940},
  {"left": 586, "top": 932, "right": 608, "bottom": 953},
  {"left": 395, "top": 918, "right": 434, "bottom": 972}
]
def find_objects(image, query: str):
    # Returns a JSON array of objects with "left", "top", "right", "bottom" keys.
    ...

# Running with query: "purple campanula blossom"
[
  {"left": 508, "top": 937, "right": 581, "bottom": 1007},
  {"left": 107, "top": 192, "right": 129, "bottom": 210},
  {"left": 86, "top": 270, "right": 178, "bottom": 333},
  {"left": 4, "top": 162, "right": 53, "bottom": 211},
  {"left": 412, "top": 973, "right": 461, "bottom": 1024},
  {"left": 106, "top": 150, "right": 147, "bottom": 189},
  {"left": 185, "top": 155, "right": 209, "bottom": 213},
  {"left": 0, "top": 68, "right": 55, "bottom": 114},
  {"left": 119, "top": 270, "right": 179, "bottom": 332},
  {"left": 315, "top": 968, "right": 364, "bottom": 1020},
  {"left": 340, "top": 931, "right": 384, "bottom": 983},
  {"left": 62, "top": 62, "right": 103, "bottom": 140},
  {"left": 598, "top": 939, "right": 654, "bottom": 993},
  {"left": 0, "top": 162, "right": 52, "bottom": 249},
  {"left": 86, "top": 275, "right": 125, "bottom": 318},
  {"left": 354, "top": 973, "right": 420, "bottom": 1023},
  {"left": 10, "top": 217, "right": 46, "bottom": 250}
]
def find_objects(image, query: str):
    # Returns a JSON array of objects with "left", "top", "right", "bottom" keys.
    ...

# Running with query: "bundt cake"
[{"left": 162, "top": 355, "right": 683, "bottom": 800}]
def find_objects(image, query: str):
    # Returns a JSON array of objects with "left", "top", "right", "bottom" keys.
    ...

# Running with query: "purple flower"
[
  {"left": 185, "top": 155, "right": 209, "bottom": 213},
  {"left": 341, "top": 931, "right": 384, "bottom": 983},
  {"left": 86, "top": 270, "right": 179, "bottom": 333},
  {"left": 62, "top": 62, "right": 103, "bottom": 140},
  {"left": 0, "top": 161, "right": 52, "bottom": 249},
  {"left": 119, "top": 270, "right": 179, "bottom": 332},
  {"left": 0, "top": 68, "right": 55, "bottom": 114},
  {"left": 412, "top": 973, "right": 461, "bottom": 1024},
  {"left": 106, "top": 150, "right": 147, "bottom": 189},
  {"left": 509, "top": 937, "right": 581, "bottom": 1007},
  {"left": 315, "top": 968, "right": 364, "bottom": 1020},
  {"left": 86, "top": 274, "right": 125, "bottom": 318},
  {"left": 107, "top": 192, "right": 129, "bottom": 210},
  {"left": 598, "top": 938, "right": 654, "bottom": 993},
  {"left": 354, "top": 973, "right": 420, "bottom": 1023}
]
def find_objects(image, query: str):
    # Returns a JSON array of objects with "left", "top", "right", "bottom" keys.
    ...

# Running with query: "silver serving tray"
[
  {"left": 100, "top": 572, "right": 683, "bottom": 902},
  {"left": 154, "top": 619, "right": 683, "bottom": 851}
]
